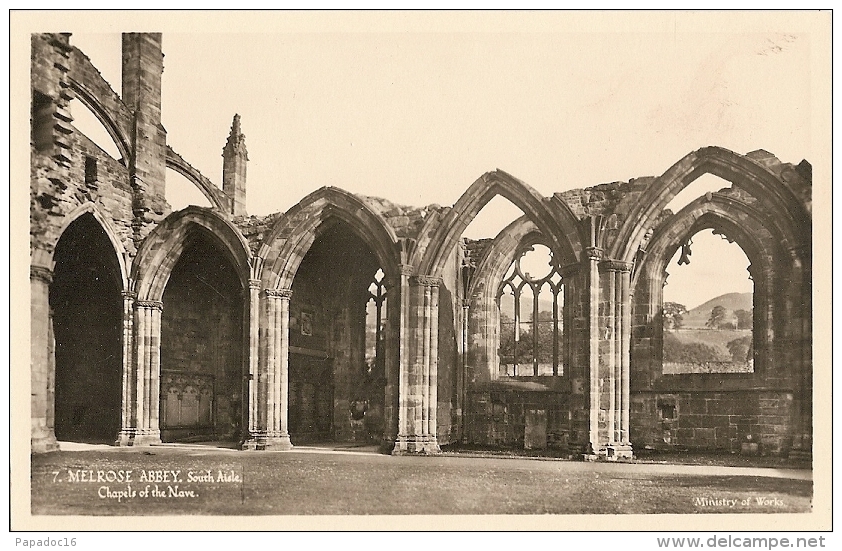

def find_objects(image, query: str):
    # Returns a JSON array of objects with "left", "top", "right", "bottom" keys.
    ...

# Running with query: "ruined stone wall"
[{"left": 30, "top": 33, "right": 813, "bottom": 458}]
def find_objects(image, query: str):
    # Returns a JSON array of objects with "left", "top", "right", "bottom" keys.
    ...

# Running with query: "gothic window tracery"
[
  {"left": 497, "top": 244, "right": 564, "bottom": 377},
  {"left": 365, "top": 268, "right": 387, "bottom": 376}
]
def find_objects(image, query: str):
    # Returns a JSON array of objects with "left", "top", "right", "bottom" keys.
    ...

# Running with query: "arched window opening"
[
  {"left": 663, "top": 173, "right": 733, "bottom": 215},
  {"left": 497, "top": 243, "right": 564, "bottom": 377},
  {"left": 166, "top": 167, "right": 214, "bottom": 211},
  {"left": 662, "top": 228, "right": 754, "bottom": 374},
  {"left": 365, "top": 268, "right": 388, "bottom": 377},
  {"left": 68, "top": 98, "right": 123, "bottom": 160}
]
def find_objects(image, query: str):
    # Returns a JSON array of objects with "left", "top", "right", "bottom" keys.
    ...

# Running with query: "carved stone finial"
[{"left": 677, "top": 237, "right": 693, "bottom": 266}]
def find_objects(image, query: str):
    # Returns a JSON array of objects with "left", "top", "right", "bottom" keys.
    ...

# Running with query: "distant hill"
[{"left": 682, "top": 292, "right": 753, "bottom": 328}]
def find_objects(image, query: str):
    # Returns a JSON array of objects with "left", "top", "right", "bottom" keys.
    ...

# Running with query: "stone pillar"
[
  {"left": 131, "top": 300, "right": 162, "bottom": 445},
  {"left": 590, "top": 259, "right": 633, "bottom": 460},
  {"left": 115, "top": 290, "right": 137, "bottom": 446},
  {"left": 394, "top": 265, "right": 413, "bottom": 452},
  {"left": 243, "top": 288, "right": 293, "bottom": 450},
  {"left": 382, "top": 274, "right": 401, "bottom": 451},
  {"left": 429, "top": 281, "right": 440, "bottom": 445},
  {"left": 245, "top": 279, "right": 260, "bottom": 443},
  {"left": 458, "top": 297, "right": 470, "bottom": 442},
  {"left": 31, "top": 265, "right": 59, "bottom": 453},
  {"left": 617, "top": 264, "right": 632, "bottom": 448},
  {"left": 393, "top": 274, "right": 441, "bottom": 454},
  {"left": 787, "top": 247, "right": 811, "bottom": 460},
  {"left": 585, "top": 247, "right": 602, "bottom": 457}
]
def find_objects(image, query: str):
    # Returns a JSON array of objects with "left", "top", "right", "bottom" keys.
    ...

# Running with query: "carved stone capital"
[
  {"left": 121, "top": 290, "right": 137, "bottom": 301},
  {"left": 248, "top": 278, "right": 262, "bottom": 290},
  {"left": 599, "top": 259, "right": 633, "bottom": 273},
  {"left": 399, "top": 264, "right": 414, "bottom": 276},
  {"left": 30, "top": 265, "right": 53, "bottom": 284},
  {"left": 583, "top": 247, "right": 603, "bottom": 262},
  {"left": 136, "top": 300, "right": 163, "bottom": 311},
  {"left": 265, "top": 288, "right": 293, "bottom": 300},
  {"left": 411, "top": 275, "right": 441, "bottom": 288}
]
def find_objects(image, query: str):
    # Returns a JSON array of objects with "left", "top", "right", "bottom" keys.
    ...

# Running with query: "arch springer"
[
  {"left": 411, "top": 275, "right": 441, "bottom": 288},
  {"left": 136, "top": 300, "right": 163, "bottom": 311},
  {"left": 599, "top": 259, "right": 633, "bottom": 273},
  {"left": 583, "top": 246, "right": 604, "bottom": 261},
  {"left": 248, "top": 279, "right": 262, "bottom": 290},
  {"left": 265, "top": 288, "right": 293, "bottom": 299}
]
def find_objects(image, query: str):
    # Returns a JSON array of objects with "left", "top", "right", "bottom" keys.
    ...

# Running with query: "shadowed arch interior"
[
  {"left": 50, "top": 213, "right": 123, "bottom": 443},
  {"left": 159, "top": 231, "right": 245, "bottom": 442},
  {"left": 287, "top": 220, "right": 389, "bottom": 445}
]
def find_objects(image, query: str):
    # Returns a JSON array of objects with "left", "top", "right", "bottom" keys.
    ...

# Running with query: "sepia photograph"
[{"left": 10, "top": 9, "right": 831, "bottom": 534}]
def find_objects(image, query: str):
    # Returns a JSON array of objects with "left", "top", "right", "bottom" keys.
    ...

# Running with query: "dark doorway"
[{"left": 50, "top": 213, "right": 123, "bottom": 443}]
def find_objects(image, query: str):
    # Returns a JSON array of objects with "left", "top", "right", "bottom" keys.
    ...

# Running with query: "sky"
[{"left": 61, "top": 12, "right": 820, "bottom": 309}]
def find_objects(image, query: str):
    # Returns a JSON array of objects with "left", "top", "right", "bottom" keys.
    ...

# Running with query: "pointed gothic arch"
[
  {"left": 52, "top": 202, "right": 131, "bottom": 291},
  {"left": 257, "top": 187, "right": 399, "bottom": 290},
  {"left": 613, "top": 147, "right": 810, "bottom": 265},
  {"left": 414, "top": 170, "right": 583, "bottom": 278},
  {"left": 132, "top": 207, "right": 251, "bottom": 301}
]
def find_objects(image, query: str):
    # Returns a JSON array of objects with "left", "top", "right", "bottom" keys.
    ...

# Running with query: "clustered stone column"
[
  {"left": 393, "top": 273, "right": 441, "bottom": 454},
  {"left": 115, "top": 290, "right": 137, "bottom": 446},
  {"left": 600, "top": 260, "right": 633, "bottom": 459},
  {"left": 131, "top": 300, "right": 163, "bottom": 445},
  {"left": 246, "top": 279, "right": 261, "bottom": 442},
  {"left": 583, "top": 245, "right": 634, "bottom": 460},
  {"left": 243, "top": 287, "right": 293, "bottom": 450},
  {"left": 30, "top": 265, "right": 59, "bottom": 453},
  {"left": 586, "top": 247, "right": 602, "bottom": 456}
]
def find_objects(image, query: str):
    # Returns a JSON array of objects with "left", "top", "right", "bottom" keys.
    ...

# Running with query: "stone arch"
[
  {"left": 258, "top": 187, "right": 399, "bottom": 290},
  {"left": 52, "top": 202, "right": 130, "bottom": 291},
  {"left": 470, "top": 216, "right": 543, "bottom": 298},
  {"left": 633, "top": 194, "right": 780, "bottom": 378},
  {"left": 50, "top": 209, "right": 126, "bottom": 442},
  {"left": 165, "top": 146, "right": 231, "bottom": 212},
  {"left": 635, "top": 194, "right": 782, "bottom": 290},
  {"left": 414, "top": 170, "right": 582, "bottom": 278},
  {"left": 133, "top": 207, "right": 251, "bottom": 301},
  {"left": 468, "top": 216, "right": 545, "bottom": 381},
  {"left": 67, "top": 79, "right": 132, "bottom": 163},
  {"left": 613, "top": 147, "right": 810, "bottom": 265}
]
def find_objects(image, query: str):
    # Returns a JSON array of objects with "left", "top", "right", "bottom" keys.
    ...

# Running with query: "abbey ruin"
[{"left": 29, "top": 33, "right": 813, "bottom": 460}]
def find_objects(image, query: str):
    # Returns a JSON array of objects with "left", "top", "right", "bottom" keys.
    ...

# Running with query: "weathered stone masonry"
[{"left": 30, "top": 33, "right": 813, "bottom": 459}]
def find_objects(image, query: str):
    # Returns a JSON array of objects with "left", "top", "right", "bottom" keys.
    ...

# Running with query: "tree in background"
[
  {"left": 727, "top": 335, "right": 753, "bottom": 363},
  {"left": 734, "top": 308, "right": 753, "bottom": 330},
  {"left": 706, "top": 305, "right": 727, "bottom": 329}
]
